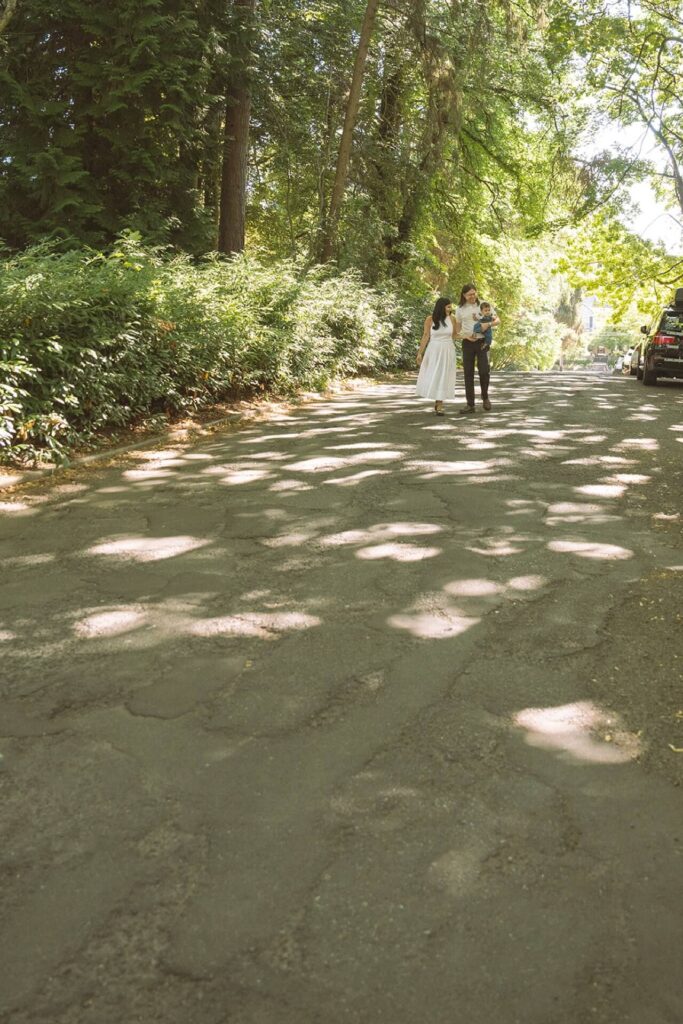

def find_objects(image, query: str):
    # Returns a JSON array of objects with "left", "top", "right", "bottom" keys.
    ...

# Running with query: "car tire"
[
  {"left": 629, "top": 364, "right": 637, "bottom": 376},
  {"left": 642, "top": 361, "right": 658, "bottom": 385},
  {"left": 636, "top": 364, "right": 643, "bottom": 380}
]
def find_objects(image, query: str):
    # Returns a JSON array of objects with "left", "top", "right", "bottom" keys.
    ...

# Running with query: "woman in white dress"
[{"left": 415, "top": 297, "right": 457, "bottom": 416}]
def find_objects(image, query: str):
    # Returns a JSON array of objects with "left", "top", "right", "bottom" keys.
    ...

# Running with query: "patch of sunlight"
[
  {"left": 86, "top": 535, "right": 209, "bottom": 562},
  {"left": 238, "top": 431, "right": 299, "bottom": 443},
  {"left": 513, "top": 701, "right": 641, "bottom": 764},
  {"left": 74, "top": 607, "right": 147, "bottom": 639},
  {"left": 136, "top": 448, "right": 182, "bottom": 461},
  {"left": 269, "top": 479, "right": 314, "bottom": 493},
  {"left": 0, "top": 630, "right": 17, "bottom": 641},
  {"left": 616, "top": 437, "right": 659, "bottom": 450},
  {"left": 321, "top": 522, "right": 442, "bottom": 548},
  {"left": 548, "top": 539, "right": 633, "bottom": 560},
  {"left": 96, "top": 486, "right": 130, "bottom": 494},
  {"left": 444, "top": 579, "right": 502, "bottom": 597},
  {"left": 519, "top": 447, "right": 556, "bottom": 460},
  {"left": 468, "top": 540, "right": 524, "bottom": 556},
  {"left": 356, "top": 543, "right": 441, "bottom": 562},
  {"left": 406, "top": 459, "right": 498, "bottom": 477},
  {"left": 443, "top": 574, "right": 545, "bottom": 602},
  {"left": 324, "top": 442, "right": 396, "bottom": 450},
  {"left": 191, "top": 612, "right": 320, "bottom": 639},
  {"left": 389, "top": 610, "right": 480, "bottom": 639},
  {"left": 0, "top": 553, "right": 55, "bottom": 568},
  {"left": 262, "top": 532, "right": 316, "bottom": 548},
  {"left": 233, "top": 450, "right": 287, "bottom": 461},
  {"left": 287, "top": 456, "right": 348, "bottom": 473},
  {"left": 508, "top": 575, "right": 546, "bottom": 590},
  {"left": 459, "top": 439, "right": 499, "bottom": 450},
  {"left": 548, "top": 501, "right": 606, "bottom": 516},
  {"left": 523, "top": 429, "right": 569, "bottom": 441},
  {"left": 0, "top": 501, "right": 35, "bottom": 515},
  {"left": 290, "top": 451, "right": 405, "bottom": 473},
  {"left": 575, "top": 483, "right": 626, "bottom": 498},
  {"left": 346, "top": 449, "right": 406, "bottom": 462},
  {"left": 605, "top": 473, "right": 651, "bottom": 484},
  {"left": 467, "top": 474, "right": 520, "bottom": 486},
  {"left": 323, "top": 469, "right": 391, "bottom": 487},
  {"left": 577, "top": 433, "right": 608, "bottom": 444},
  {"left": 219, "top": 468, "right": 273, "bottom": 485},
  {"left": 563, "top": 456, "right": 632, "bottom": 467},
  {"left": 122, "top": 468, "right": 173, "bottom": 481}
]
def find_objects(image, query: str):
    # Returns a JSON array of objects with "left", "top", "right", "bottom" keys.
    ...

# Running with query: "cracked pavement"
[{"left": 1, "top": 371, "right": 682, "bottom": 1024}]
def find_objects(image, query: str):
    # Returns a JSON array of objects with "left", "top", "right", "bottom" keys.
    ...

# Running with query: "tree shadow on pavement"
[{"left": 0, "top": 371, "right": 682, "bottom": 1024}]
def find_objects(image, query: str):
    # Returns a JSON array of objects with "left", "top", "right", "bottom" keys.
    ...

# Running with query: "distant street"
[{"left": 1, "top": 371, "right": 682, "bottom": 1024}]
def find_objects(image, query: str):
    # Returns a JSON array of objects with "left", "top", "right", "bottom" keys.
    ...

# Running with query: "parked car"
[{"left": 639, "top": 288, "right": 683, "bottom": 385}]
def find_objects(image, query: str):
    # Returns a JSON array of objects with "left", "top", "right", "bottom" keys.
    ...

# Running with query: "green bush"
[{"left": 0, "top": 236, "right": 421, "bottom": 465}]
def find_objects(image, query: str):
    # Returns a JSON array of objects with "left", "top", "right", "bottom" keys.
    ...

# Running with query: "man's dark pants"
[{"left": 462, "top": 340, "right": 490, "bottom": 407}]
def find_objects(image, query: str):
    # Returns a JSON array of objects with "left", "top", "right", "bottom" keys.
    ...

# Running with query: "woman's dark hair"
[
  {"left": 458, "top": 283, "right": 479, "bottom": 307},
  {"left": 432, "top": 297, "right": 452, "bottom": 329}
]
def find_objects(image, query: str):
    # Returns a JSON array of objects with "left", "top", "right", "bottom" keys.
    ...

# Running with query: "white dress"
[{"left": 415, "top": 315, "right": 456, "bottom": 400}]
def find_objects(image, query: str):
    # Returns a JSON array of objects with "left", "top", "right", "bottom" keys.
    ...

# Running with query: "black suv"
[{"left": 640, "top": 288, "right": 683, "bottom": 385}]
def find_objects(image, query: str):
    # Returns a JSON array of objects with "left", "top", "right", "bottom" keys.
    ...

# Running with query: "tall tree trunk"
[
  {"left": 385, "top": 80, "right": 458, "bottom": 267},
  {"left": 318, "top": 0, "right": 381, "bottom": 263},
  {"left": 218, "top": 0, "right": 256, "bottom": 256},
  {"left": 0, "top": 0, "right": 19, "bottom": 37}
]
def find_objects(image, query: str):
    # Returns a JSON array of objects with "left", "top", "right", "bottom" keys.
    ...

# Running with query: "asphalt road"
[{"left": 1, "top": 371, "right": 682, "bottom": 1024}]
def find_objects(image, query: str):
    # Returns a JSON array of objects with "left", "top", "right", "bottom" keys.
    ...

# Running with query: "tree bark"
[
  {"left": 318, "top": 0, "right": 381, "bottom": 263},
  {"left": 0, "top": 0, "right": 19, "bottom": 37},
  {"left": 218, "top": 0, "right": 256, "bottom": 256}
]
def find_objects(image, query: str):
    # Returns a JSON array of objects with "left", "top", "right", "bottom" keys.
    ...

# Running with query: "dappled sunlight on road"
[
  {"left": 387, "top": 570, "right": 547, "bottom": 640},
  {"left": 1, "top": 371, "right": 680, "bottom": 731},
  {"left": 513, "top": 701, "right": 642, "bottom": 764},
  {"left": 190, "top": 612, "right": 320, "bottom": 639},
  {"left": 467, "top": 537, "right": 527, "bottom": 557},
  {"left": 1, "top": 552, "right": 56, "bottom": 567},
  {"left": 405, "top": 458, "right": 509, "bottom": 478},
  {"left": 388, "top": 609, "right": 480, "bottom": 640},
  {"left": 85, "top": 535, "right": 209, "bottom": 562},
  {"left": 544, "top": 501, "right": 621, "bottom": 525},
  {"left": 356, "top": 542, "right": 441, "bottom": 561},
  {"left": 319, "top": 522, "right": 442, "bottom": 548},
  {"left": 615, "top": 437, "right": 659, "bottom": 451},
  {"left": 547, "top": 539, "right": 633, "bottom": 560},
  {"left": 575, "top": 483, "right": 626, "bottom": 498},
  {"left": 322, "top": 469, "right": 392, "bottom": 487},
  {"left": 73, "top": 607, "right": 148, "bottom": 639}
]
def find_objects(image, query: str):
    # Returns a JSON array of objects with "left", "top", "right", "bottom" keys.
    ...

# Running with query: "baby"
[{"left": 473, "top": 302, "right": 495, "bottom": 350}]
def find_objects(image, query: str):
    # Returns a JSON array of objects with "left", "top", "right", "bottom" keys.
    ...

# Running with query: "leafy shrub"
[{"left": 0, "top": 236, "right": 421, "bottom": 465}]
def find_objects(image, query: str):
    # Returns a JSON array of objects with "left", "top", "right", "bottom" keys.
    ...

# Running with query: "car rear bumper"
[{"left": 651, "top": 355, "right": 683, "bottom": 377}]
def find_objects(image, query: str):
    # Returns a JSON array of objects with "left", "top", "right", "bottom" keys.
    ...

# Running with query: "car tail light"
[{"left": 652, "top": 334, "right": 676, "bottom": 346}]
